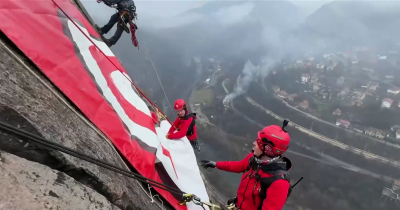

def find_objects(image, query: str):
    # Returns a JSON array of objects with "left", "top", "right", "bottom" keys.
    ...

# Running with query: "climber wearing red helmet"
[
  {"left": 200, "top": 120, "right": 295, "bottom": 210},
  {"left": 166, "top": 99, "right": 199, "bottom": 151}
]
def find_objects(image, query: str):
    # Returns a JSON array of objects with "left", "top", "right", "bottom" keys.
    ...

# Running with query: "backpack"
[
  {"left": 256, "top": 170, "right": 292, "bottom": 210},
  {"left": 182, "top": 113, "right": 196, "bottom": 136},
  {"left": 249, "top": 156, "right": 296, "bottom": 210},
  {"left": 228, "top": 157, "right": 302, "bottom": 209}
]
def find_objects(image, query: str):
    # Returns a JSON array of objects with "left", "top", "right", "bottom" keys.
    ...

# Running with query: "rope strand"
[
  {"left": 0, "top": 121, "right": 185, "bottom": 196},
  {"left": 135, "top": 25, "right": 175, "bottom": 117}
]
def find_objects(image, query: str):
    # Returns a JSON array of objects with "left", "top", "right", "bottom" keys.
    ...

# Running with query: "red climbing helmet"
[
  {"left": 256, "top": 120, "right": 290, "bottom": 157},
  {"left": 174, "top": 99, "right": 186, "bottom": 111}
]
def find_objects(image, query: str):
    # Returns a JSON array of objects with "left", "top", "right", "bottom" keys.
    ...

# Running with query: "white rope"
[{"left": 135, "top": 23, "right": 175, "bottom": 116}]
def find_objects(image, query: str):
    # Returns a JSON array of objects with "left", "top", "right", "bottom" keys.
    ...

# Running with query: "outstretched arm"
[
  {"left": 167, "top": 118, "right": 179, "bottom": 135},
  {"left": 261, "top": 180, "right": 290, "bottom": 210},
  {"left": 215, "top": 153, "right": 253, "bottom": 173},
  {"left": 168, "top": 117, "right": 193, "bottom": 139}
]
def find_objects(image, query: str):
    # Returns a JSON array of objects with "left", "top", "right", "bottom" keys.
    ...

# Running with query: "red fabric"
[
  {"left": 0, "top": 1, "right": 186, "bottom": 209},
  {"left": 130, "top": 22, "right": 138, "bottom": 48},
  {"left": 216, "top": 154, "right": 290, "bottom": 210},
  {"left": 167, "top": 114, "right": 197, "bottom": 141},
  {"left": 150, "top": 111, "right": 158, "bottom": 124}
]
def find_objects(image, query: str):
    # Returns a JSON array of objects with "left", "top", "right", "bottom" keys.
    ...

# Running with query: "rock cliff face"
[
  {"left": 0, "top": 34, "right": 171, "bottom": 210},
  {"left": 0, "top": 151, "right": 121, "bottom": 210}
]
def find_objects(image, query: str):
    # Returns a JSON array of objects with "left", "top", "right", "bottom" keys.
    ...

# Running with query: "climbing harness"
[
  {"left": 110, "top": 4, "right": 139, "bottom": 48},
  {"left": 179, "top": 194, "right": 236, "bottom": 210}
]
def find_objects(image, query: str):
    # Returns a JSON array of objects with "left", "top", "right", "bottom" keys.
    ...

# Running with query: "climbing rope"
[
  {"left": 135, "top": 25, "right": 175, "bottom": 117},
  {"left": 0, "top": 121, "right": 185, "bottom": 196}
]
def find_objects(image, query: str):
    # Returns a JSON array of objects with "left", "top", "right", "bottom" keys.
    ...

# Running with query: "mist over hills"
[{"left": 299, "top": 1, "right": 400, "bottom": 49}]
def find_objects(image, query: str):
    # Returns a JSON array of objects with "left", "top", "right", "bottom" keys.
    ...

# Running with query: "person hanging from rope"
[
  {"left": 166, "top": 99, "right": 200, "bottom": 152},
  {"left": 95, "top": 0, "right": 138, "bottom": 47},
  {"left": 200, "top": 120, "right": 298, "bottom": 210}
]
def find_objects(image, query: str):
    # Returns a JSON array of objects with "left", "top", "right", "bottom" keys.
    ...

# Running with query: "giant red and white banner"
[{"left": 0, "top": 1, "right": 209, "bottom": 209}]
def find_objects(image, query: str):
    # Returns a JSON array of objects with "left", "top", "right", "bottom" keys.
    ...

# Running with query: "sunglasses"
[{"left": 258, "top": 137, "right": 275, "bottom": 147}]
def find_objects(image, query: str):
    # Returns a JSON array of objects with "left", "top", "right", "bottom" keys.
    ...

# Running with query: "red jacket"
[
  {"left": 216, "top": 153, "right": 291, "bottom": 210},
  {"left": 167, "top": 113, "right": 197, "bottom": 141}
]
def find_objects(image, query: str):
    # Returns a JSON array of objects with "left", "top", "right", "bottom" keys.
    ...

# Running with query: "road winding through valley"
[{"left": 222, "top": 79, "right": 394, "bottom": 182}]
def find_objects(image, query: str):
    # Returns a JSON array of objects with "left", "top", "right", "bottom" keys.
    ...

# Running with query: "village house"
[
  {"left": 277, "top": 90, "right": 288, "bottom": 98},
  {"left": 397, "top": 129, "right": 400, "bottom": 139},
  {"left": 352, "top": 91, "right": 366, "bottom": 100},
  {"left": 351, "top": 99, "right": 363, "bottom": 107},
  {"left": 327, "top": 63, "right": 338, "bottom": 71},
  {"left": 388, "top": 87, "right": 400, "bottom": 95},
  {"left": 391, "top": 125, "right": 400, "bottom": 132},
  {"left": 301, "top": 74, "right": 310, "bottom": 83},
  {"left": 336, "top": 119, "right": 350, "bottom": 128},
  {"left": 316, "top": 64, "right": 325, "bottom": 69},
  {"left": 365, "top": 128, "right": 386, "bottom": 139},
  {"left": 296, "top": 59, "right": 303, "bottom": 64},
  {"left": 393, "top": 180, "right": 400, "bottom": 191},
  {"left": 338, "top": 87, "right": 350, "bottom": 98},
  {"left": 332, "top": 108, "right": 342, "bottom": 116},
  {"left": 272, "top": 85, "right": 280, "bottom": 93},
  {"left": 351, "top": 59, "right": 359, "bottom": 64},
  {"left": 398, "top": 102, "right": 400, "bottom": 108},
  {"left": 369, "top": 82, "right": 379, "bottom": 91},
  {"left": 381, "top": 98, "right": 394, "bottom": 108},
  {"left": 308, "top": 57, "right": 315, "bottom": 61},
  {"left": 378, "top": 55, "right": 387, "bottom": 60},
  {"left": 299, "top": 100, "right": 309, "bottom": 109}
]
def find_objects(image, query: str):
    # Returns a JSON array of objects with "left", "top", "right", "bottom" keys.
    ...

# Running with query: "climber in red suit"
[
  {"left": 166, "top": 99, "right": 200, "bottom": 152},
  {"left": 200, "top": 120, "right": 293, "bottom": 210}
]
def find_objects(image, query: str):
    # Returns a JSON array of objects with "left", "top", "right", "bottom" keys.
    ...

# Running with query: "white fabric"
[{"left": 157, "top": 120, "right": 210, "bottom": 210}]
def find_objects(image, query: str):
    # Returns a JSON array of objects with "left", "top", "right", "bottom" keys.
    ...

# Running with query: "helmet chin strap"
[{"left": 254, "top": 146, "right": 280, "bottom": 163}]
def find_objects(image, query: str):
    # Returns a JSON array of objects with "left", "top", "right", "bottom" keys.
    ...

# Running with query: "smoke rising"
[{"left": 223, "top": 60, "right": 257, "bottom": 104}]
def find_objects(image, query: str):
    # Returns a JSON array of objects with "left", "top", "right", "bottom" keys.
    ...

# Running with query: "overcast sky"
[{"left": 82, "top": 0, "right": 333, "bottom": 21}]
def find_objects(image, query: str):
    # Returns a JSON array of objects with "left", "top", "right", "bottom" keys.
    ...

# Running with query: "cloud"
[{"left": 212, "top": 2, "right": 254, "bottom": 26}]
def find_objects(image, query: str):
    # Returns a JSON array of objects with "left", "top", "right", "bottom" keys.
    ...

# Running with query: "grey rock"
[{"left": 0, "top": 151, "right": 120, "bottom": 210}]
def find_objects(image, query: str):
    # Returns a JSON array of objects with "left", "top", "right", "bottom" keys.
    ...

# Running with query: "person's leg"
[
  {"left": 108, "top": 13, "right": 131, "bottom": 46},
  {"left": 108, "top": 25, "right": 124, "bottom": 46},
  {"left": 195, "top": 140, "right": 200, "bottom": 152},
  {"left": 100, "top": 13, "right": 119, "bottom": 34},
  {"left": 190, "top": 140, "right": 200, "bottom": 152}
]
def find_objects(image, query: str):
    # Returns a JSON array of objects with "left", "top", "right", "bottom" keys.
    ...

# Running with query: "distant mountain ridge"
[{"left": 300, "top": 1, "right": 400, "bottom": 48}]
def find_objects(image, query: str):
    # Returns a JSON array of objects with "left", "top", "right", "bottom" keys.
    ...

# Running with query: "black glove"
[
  {"left": 199, "top": 160, "right": 216, "bottom": 169},
  {"left": 227, "top": 197, "right": 237, "bottom": 205}
]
